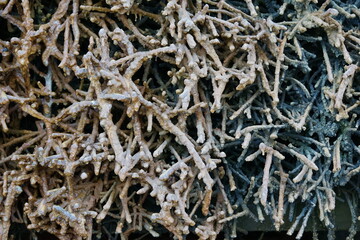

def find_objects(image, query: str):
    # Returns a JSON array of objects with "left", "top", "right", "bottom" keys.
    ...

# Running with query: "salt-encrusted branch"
[{"left": 257, "top": 143, "right": 285, "bottom": 206}]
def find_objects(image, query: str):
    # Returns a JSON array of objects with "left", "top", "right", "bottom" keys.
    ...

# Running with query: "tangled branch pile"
[{"left": 0, "top": 0, "right": 359, "bottom": 239}]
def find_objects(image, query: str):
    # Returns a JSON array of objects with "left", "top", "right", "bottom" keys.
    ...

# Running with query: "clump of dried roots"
[{"left": 0, "top": 0, "right": 359, "bottom": 239}]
